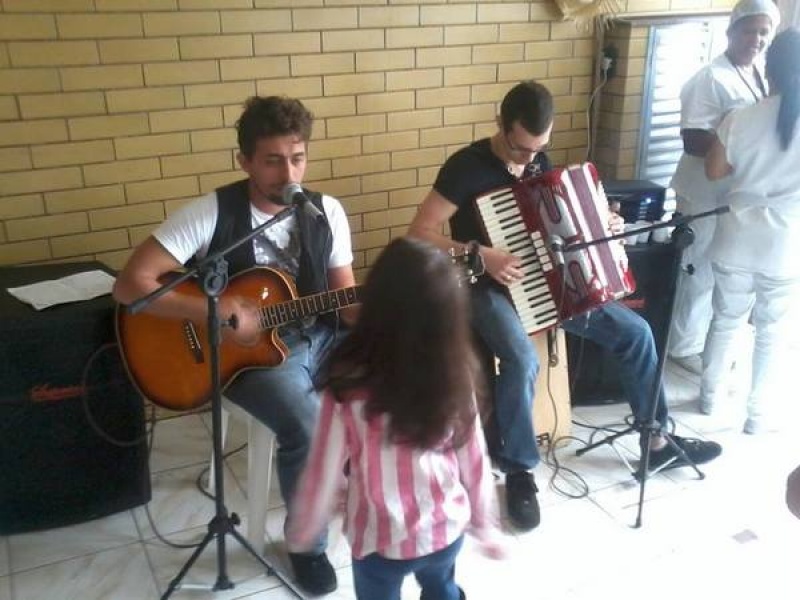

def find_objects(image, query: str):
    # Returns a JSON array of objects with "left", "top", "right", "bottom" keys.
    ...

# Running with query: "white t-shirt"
[
  {"left": 153, "top": 187, "right": 353, "bottom": 279},
  {"left": 671, "top": 53, "right": 766, "bottom": 210},
  {"left": 710, "top": 96, "right": 800, "bottom": 277}
]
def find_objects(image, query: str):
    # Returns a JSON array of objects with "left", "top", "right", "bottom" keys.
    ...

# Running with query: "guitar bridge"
[{"left": 183, "top": 320, "right": 205, "bottom": 364}]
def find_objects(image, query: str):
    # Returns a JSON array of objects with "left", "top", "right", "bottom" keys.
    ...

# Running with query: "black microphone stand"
[
  {"left": 128, "top": 204, "right": 306, "bottom": 599},
  {"left": 568, "top": 206, "right": 728, "bottom": 527}
]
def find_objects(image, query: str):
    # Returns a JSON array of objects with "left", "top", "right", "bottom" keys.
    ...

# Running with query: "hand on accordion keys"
[{"left": 481, "top": 245, "right": 523, "bottom": 286}]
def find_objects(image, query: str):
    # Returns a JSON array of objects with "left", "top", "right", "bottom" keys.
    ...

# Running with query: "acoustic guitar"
[{"left": 117, "top": 248, "right": 483, "bottom": 411}]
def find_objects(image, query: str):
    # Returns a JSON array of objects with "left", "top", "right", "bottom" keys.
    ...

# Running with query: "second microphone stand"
[{"left": 569, "top": 206, "right": 727, "bottom": 527}]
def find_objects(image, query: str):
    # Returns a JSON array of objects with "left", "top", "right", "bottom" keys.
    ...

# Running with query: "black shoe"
[
  {"left": 646, "top": 434, "right": 722, "bottom": 472},
  {"left": 288, "top": 551, "right": 337, "bottom": 596},
  {"left": 505, "top": 471, "right": 540, "bottom": 531}
]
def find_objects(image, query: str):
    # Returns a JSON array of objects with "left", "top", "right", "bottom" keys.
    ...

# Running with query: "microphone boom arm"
[{"left": 563, "top": 205, "right": 729, "bottom": 253}]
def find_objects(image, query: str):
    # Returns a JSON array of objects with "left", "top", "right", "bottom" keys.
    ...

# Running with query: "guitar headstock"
[{"left": 449, "top": 240, "right": 485, "bottom": 285}]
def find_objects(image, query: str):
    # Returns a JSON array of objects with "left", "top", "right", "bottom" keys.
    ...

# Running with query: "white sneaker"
[
  {"left": 743, "top": 417, "right": 776, "bottom": 435},
  {"left": 670, "top": 353, "right": 702, "bottom": 376}
]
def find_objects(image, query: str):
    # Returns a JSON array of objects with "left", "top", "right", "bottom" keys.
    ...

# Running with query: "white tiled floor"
[{"left": 2, "top": 358, "right": 798, "bottom": 600}]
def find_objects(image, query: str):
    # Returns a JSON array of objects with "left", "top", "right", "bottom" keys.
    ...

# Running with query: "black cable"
[
  {"left": 193, "top": 441, "right": 247, "bottom": 502},
  {"left": 540, "top": 263, "right": 595, "bottom": 499},
  {"left": 80, "top": 342, "right": 149, "bottom": 447}
]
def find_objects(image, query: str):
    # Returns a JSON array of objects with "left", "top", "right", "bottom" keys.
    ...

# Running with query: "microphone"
[
  {"left": 549, "top": 234, "right": 565, "bottom": 268},
  {"left": 282, "top": 183, "right": 324, "bottom": 220}
]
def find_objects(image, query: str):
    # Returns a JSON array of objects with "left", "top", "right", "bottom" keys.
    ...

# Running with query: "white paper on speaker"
[{"left": 7, "top": 270, "right": 116, "bottom": 310}]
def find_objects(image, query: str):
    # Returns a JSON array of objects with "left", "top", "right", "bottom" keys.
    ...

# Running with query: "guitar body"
[
  {"left": 116, "top": 268, "right": 296, "bottom": 411},
  {"left": 116, "top": 247, "right": 482, "bottom": 412}
]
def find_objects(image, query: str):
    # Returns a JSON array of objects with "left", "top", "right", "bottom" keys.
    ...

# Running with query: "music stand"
[
  {"left": 128, "top": 205, "right": 307, "bottom": 599},
  {"left": 569, "top": 207, "right": 727, "bottom": 527}
]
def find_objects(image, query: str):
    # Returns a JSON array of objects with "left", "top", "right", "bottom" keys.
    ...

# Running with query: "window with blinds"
[{"left": 636, "top": 18, "right": 729, "bottom": 189}]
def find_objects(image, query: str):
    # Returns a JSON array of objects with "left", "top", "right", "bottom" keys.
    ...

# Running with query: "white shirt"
[
  {"left": 711, "top": 96, "right": 800, "bottom": 277},
  {"left": 671, "top": 53, "right": 766, "bottom": 210},
  {"left": 153, "top": 187, "right": 353, "bottom": 277}
]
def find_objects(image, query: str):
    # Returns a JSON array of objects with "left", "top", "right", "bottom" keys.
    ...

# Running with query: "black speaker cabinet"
[
  {"left": 567, "top": 242, "right": 677, "bottom": 405},
  {"left": 0, "top": 262, "right": 151, "bottom": 535}
]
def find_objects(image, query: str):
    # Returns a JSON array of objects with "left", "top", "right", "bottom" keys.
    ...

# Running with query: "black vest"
[{"left": 207, "top": 179, "right": 333, "bottom": 298}]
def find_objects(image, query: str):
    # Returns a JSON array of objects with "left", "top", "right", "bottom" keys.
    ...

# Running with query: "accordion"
[{"left": 475, "top": 162, "right": 635, "bottom": 335}]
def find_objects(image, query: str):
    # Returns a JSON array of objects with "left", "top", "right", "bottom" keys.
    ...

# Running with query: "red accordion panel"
[
  {"left": 476, "top": 162, "right": 635, "bottom": 335},
  {"left": 514, "top": 162, "right": 635, "bottom": 320}
]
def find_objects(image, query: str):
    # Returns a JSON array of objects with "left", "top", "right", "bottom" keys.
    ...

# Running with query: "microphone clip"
[
  {"left": 549, "top": 234, "right": 566, "bottom": 269},
  {"left": 282, "top": 183, "right": 324, "bottom": 220}
]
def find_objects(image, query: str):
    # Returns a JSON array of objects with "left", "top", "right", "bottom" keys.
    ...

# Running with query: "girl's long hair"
[
  {"left": 766, "top": 28, "right": 800, "bottom": 151},
  {"left": 319, "top": 237, "right": 482, "bottom": 450}
]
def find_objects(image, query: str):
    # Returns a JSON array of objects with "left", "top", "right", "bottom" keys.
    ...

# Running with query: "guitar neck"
[{"left": 258, "top": 285, "right": 362, "bottom": 329}]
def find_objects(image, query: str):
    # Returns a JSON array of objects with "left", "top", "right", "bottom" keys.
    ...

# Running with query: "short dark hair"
[
  {"left": 235, "top": 96, "right": 314, "bottom": 158},
  {"left": 500, "top": 80, "right": 554, "bottom": 135}
]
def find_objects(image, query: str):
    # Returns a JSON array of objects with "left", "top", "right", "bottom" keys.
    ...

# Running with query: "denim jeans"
[
  {"left": 224, "top": 321, "right": 340, "bottom": 555},
  {"left": 471, "top": 284, "right": 541, "bottom": 473},
  {"left": 471, "top": 284, "right": 667, "bottom": 472},
  {"left": 562, "top": 301, "right": 668, "bottom": 431},
  {"left": 351, "top": 535, "right": 464, "bottom": 600}
]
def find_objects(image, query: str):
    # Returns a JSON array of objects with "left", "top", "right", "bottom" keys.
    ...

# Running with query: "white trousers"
[
  {"left": 701, "top": 263, "right": 800, "bottom": 419},
  {"left": 668, "top": 200, "right": 717, "bottom": 358}
]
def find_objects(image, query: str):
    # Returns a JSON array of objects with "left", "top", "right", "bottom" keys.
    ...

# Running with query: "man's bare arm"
[{"left": 408, "top": 189, "right": 522, "bottom": 286}]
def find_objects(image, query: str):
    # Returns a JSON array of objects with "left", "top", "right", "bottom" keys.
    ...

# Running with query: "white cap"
[{"left": 728, "top": 0, "right": 781, "bottom": 32}]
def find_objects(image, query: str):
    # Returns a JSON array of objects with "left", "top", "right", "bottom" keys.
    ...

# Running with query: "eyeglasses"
[{"left": 504, "top": 130, "right": 550, "bottom": 156}]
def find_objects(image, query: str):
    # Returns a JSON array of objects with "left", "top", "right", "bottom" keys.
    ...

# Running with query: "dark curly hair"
[
  {"left": 235, "top": 96, "right": 314, "bottom": 158},
  {"left": 318, "top": 238, "right": 483, "bottom": 450}
]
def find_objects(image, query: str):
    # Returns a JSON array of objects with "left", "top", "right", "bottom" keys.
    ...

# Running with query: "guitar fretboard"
[{"left": 258, "top": 286, "right": 362, "bottom": 329}]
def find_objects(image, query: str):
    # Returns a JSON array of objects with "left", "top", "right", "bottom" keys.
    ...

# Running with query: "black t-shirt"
[{"left": 433, "top": 138, "right": 552, "bottom": 245}]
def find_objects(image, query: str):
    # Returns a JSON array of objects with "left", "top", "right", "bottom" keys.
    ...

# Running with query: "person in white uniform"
[
  {"left": 702, "top": 27, "right": 800, "bottom": 434},
  {"left": 668, "top": 0, "right": 780, "bottom": 371}
]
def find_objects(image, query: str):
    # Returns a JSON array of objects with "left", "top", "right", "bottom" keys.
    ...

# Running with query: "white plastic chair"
[{"left": 207, "top": 397, "right": 276, "bottom": 550}]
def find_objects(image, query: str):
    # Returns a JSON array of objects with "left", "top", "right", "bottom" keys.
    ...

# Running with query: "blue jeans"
[
  {"left": 224, "top": 321, "right": 339, "bottom": 555},
  {"left": 562, "top": 301, "right": 668, "bottom": 431},
  {"left": 471, "top": 285, "right": 541, "bottom": 472},
  {"left": 472, "top": 285, "right": 667, "bottom": 472},
  {"left": 352, "top": 535, "right": 464, "bottom": 600}
]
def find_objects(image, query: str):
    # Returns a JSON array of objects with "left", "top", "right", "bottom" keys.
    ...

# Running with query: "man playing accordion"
[{"left": 408, "top": 80, "right": 722, "bottom": 532}]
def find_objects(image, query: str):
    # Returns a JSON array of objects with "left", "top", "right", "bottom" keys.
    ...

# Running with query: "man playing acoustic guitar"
[{"left": 113, "top": 95, "right": 356, "bottom": 596}]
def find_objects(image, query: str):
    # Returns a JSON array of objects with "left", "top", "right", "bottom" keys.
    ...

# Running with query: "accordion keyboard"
[{"left": 476, "top": 186, "right": 559, "bottom": 335}]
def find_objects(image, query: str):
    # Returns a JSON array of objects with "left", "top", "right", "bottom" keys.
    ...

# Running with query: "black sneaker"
[
  {"left": 505, "top": 471, "right": 540, "bottom": 531},
  {"left": 646, "top": 434, "right": 722, "bottom": 472},
  {"left": 288, "top": 551, "right": 337, "bottom": 596}
]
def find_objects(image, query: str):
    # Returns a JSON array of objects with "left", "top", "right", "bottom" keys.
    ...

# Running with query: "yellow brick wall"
[{"left": 0, "top": 0, "right": 731, "bottom": 277}]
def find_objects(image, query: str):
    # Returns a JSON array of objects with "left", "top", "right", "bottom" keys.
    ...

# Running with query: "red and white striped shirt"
[{"left": 287, "top": 388, "right": 497, "bottom": 560}]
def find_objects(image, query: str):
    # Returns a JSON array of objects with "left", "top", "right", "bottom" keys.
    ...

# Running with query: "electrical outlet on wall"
[{"left": 602, "top": 44, "right": 618, "bottom": 79}]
